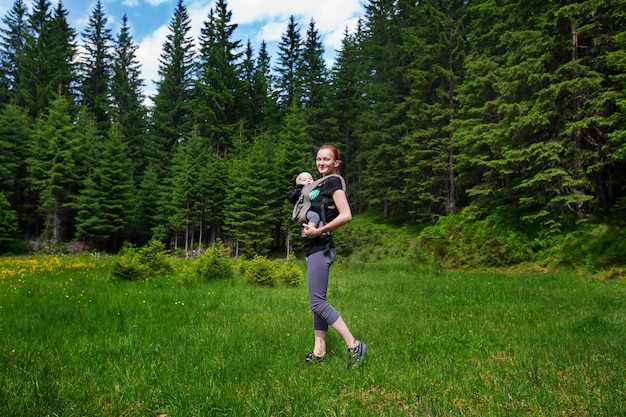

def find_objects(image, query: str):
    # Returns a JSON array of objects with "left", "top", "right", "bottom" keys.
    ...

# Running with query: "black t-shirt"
[{"left": 302, "top": 176, "right": 344, "bottom": 256}]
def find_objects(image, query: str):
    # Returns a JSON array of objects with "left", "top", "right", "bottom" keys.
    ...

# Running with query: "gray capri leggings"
[{"left": 307, "top": 248, "right": 340, "bottom": 331}]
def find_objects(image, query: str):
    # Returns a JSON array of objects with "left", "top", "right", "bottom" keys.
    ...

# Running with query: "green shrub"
[
  {"left": 334, "top": 213, "right": 412, "bottom": 261},
  {"left": 111, "top": 239, "right": 171, "bottom": 281},
  {"left": 242, "top": 255, "right": 276, "bottom": 287},
  {"left": 559, "top": 223, "right": 626, "bottom": 271},
  {"left": 194, "top": 242, "right": 234, "bottom": 280},
  {"left": 412, "top": 208, "right": 537, "bottom": 269},
  {"left": 241, "top": 255, "right": 304, "bottom": 287},
  {"left": 274, "top": 258, "right": 304, "bottom": 287},
  {"left": 111, "top": 242, "right": 144, "bottom": 280},
  {"left": 137, "top": 239, "right": 172, "bottom": 276}
]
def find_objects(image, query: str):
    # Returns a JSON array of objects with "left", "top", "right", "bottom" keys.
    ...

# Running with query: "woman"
[{"left": 301, "top": 145, "right": 367, "bottom": 369}]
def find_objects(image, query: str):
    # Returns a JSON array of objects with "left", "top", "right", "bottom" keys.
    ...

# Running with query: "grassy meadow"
[{"left": 1, "top": 254, "right": 625, "bottom": 416}]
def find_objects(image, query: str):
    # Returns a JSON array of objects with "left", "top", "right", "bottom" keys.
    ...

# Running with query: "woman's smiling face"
[{"left": 316, "top": 148, "right": 340, "bottom": 176}]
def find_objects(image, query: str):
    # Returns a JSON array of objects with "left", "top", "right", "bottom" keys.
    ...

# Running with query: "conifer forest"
[{"left": 0, "top": 0, "right": 625, "bottom": 260}]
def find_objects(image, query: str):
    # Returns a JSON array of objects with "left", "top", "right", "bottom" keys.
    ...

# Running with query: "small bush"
[
  {"left": 275, "top": 259, "right": 304, "bottom": 287},
  {"left": 137, "top": 239, "right": 172, "bottom": 276},
  {"left": 111, "top": 240, "right": 171, "bottom": 281},
  {"left": 194, "top": 242, "right": 234, "bottom": 280},
  {"left": 241, "top": 255, "right": 304, "bottom": 287},
  {"left": 242, "top": 255, "right": 276, "bottom": 287},
  {"left": 177, "top": 263, "right": 197, "bottom": 283}
]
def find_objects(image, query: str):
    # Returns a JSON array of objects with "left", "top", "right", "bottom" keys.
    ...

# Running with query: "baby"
[{"left": 286, "top": 171, "right": 320, "bottom": 226}]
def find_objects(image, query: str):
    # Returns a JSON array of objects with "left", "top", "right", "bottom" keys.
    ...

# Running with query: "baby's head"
[{"left": 295, "top": 172, "right": 314, "bottom": 186}]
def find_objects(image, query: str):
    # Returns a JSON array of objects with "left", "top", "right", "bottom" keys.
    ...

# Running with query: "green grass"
[{"left": 1, "top": 255, "right": 625, "bottom": 416}]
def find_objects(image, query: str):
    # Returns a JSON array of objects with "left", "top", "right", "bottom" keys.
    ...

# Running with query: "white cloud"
[
  {"left": 228, "top": 0, "right": 362, "bottom": 27},
  {"left": 136, "top": 0, "right": 363, "bottom": 103},
  {"left": 143, "top": 0, "right": 171, "bottom": 5},
  {"left": 228, "top": 0, "right": 362, "bottom": 52},
  {"left": 136, "top": 24, "right": 170, "bottom": 100},
  {"left": 255, "top": 20, "right": 284, "bottom": 43}
]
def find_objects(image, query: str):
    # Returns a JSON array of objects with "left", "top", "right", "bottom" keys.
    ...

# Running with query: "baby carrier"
[{"left": 292, "top": 174, "right": 346, "bottom": 227}]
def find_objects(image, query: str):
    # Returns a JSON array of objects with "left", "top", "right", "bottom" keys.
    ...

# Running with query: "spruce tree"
[
  {"left": 275, "top": 15, "right": 302, "bottom": 109},
  {"left": 401, "top": 0, "right": 469, "bottom": 219},
  {"left": 240, "top": 40, "right": 277, "bottom": 135},
  {"left": 0, "top": 0, "right": 28, "bottom": 104},
  {"left": 135, "top": 164, "right": 163, "bottom": 243},
  {"left": 71, "top": 172, "right": 105, "bottom": 244},
  {"left": 330, "top": 23, "right": 368, "bottom": 212},
  {"left": 48, "top": 2, "right": 77, "bottom": 101},
  {"left": 71, "top": 125, "right": 135, "bottom": 249},
  {"left": 0, "top": 104, "right": 24, "bottom": 196},
  {"left": 170, "top": 130, "right": 204, "bottom": 252},
  {"left": 300, "top": 19, "right": 328, "bottom": 110},
  {"left": 193, "top": 0, "right": 243, "bottom": 151},
  {"left": 27, "top": 94, "right": 78, "bottom": 244},
  {"left": 111, "top": 14, "right": 148, "bottom": 182},
  {"left": 98, "top": 126, "right": 135, "bottom": 249},
  {"left": 606, "top": 9, "right": 626, "bottom": 214},
  {"left": 253, "top": 41, "right": 279, "bottom": 131},
  {"left": 541, "top": 0, "right": 624, "bottom": 219},
  {"left": 0, "top": 104, "right": 31, "bottom": 232},
  {"left": 79, "top": 0, "right": 113, "bottom": 135},
  {"left": 451, "top": 0, "right": 509, "bottom": 212},
  {"left": 223, "top": 137, "right": 274, "bottom": 256},
  {"left": 356, "top": 0, "right": 412, "bottom": 217},
  {"left": 454, "top": 0, "right": 624, "bottom": 230},
  {"left": 13, "top": 0, "right": 76, "bottom": 115},
  {"left": 19, "top": 0, "right": 55, "bottom": 117},
  {"left": 200, "top": 145, "right": 227, "bottom": 246},
  {"left": 151, "top": 0, "right": 195, "bottom": 158},
  {"left": 299, "top": 18, "right": 334, "bottom": 147},
  {"left": 240, "top": 40, "right": 256, "bottom": 132}
]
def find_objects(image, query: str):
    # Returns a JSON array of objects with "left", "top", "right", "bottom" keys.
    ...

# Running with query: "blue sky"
[{"left": 0, "top": 0, "right": 365, "bottom": 100}]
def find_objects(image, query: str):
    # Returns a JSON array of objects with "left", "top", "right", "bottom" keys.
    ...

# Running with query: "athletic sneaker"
[
  {"left": 348, "top": 340, "right": 368, "bottom": 369},
  {"left": 304, "top": 352, "right": 326, "bottom": 364}
]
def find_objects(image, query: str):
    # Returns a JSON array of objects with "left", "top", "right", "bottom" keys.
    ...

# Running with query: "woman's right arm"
[{"left": 302, "top": 188, "right": 351, "bottom": 238}]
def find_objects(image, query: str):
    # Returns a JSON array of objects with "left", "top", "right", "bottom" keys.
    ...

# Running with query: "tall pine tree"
[
  {"left": 151, "top": 0, "right": 195, "bottom": 157},
  {"left": 275, "top": 15, "right": 303, "bottom": 109},
  {"left": 26, "top": 94, "right": 79, "bottom": 244},
  {"left": 401, "top": 0, "right": 469, "bottom": 219},
  {"left": 19, "top": 0, "right": 57, "bottom": 117},
  {"left": 0, "top": 0, "right": 28, "bottom": 104},
  {"left": 299, "top": 18, "right": 334, "bottom": 146},
  {"left": 330, "top": 22, "right": 368, "bottom": 212},
  {"left": 111, "top": 14, "right": 148, "bottom": 182},
  {"left": 356, "top": 0, "right": 412, "bottom": 217},
  {"left": 0, "top": 104, "right": 31, "bottom": 233},
  {"left": 193, "top": 0, "right": 243, "bottom": 151},
  {"left": 48, "top": 2, "right": 77, "bottom": 101},
  {"left": 79, "top": 0, "right": 113, "bottom": 135}
]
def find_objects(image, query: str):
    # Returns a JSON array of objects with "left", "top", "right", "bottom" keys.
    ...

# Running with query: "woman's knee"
[{"left": 310, "top": 299, "right": 328, "bottom": 315}]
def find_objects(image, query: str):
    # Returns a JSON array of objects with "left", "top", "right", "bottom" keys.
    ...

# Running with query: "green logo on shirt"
[{"left": 309, "top": 187, "right": 320, "bottom": 201}]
